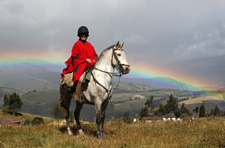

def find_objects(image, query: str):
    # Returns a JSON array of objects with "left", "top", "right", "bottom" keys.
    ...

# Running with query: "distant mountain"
[
  {"left": 120, "top": 77, "right": 196, "bottom": 91},
  {"left": 1, "top": 55, "right": 197, "bottom": 92},
  {"left": 0, "top": 63, "right": 60, "bottom": 92},
  {"left": 0, "top": 55, "right": 67, "bottom": 92},
  {"left": 168, "top": 55, "right": 225, "bottom": 89}
]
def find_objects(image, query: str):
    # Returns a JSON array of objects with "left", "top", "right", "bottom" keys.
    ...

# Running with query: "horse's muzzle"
[{"left": 122, "top": 65, "right": 130, "bottom": 74}]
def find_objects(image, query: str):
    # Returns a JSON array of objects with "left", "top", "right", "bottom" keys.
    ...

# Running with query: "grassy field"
[{"left": 0, "top": 112, "right": 224, "bottom": 148}]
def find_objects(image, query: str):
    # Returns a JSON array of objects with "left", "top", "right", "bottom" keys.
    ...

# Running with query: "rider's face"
[{"left": 80, "top": 34, "right": 87, "bottom": 40}]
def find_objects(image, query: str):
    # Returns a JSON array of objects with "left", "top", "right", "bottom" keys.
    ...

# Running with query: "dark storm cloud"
[{"left": 0, "top": 0, "right": 225, "bottom": 64}]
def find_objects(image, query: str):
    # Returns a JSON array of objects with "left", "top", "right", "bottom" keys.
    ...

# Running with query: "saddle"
[{"left": 61, "top": 71, "right": 91, "bottom": 100}]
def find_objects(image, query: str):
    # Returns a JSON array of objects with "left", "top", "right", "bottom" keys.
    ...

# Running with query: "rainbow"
[
  {"left": 0, "top": 56, "right": 65, "bottom": 72},
  {"left": 0, "top": 56, "right": 217, "bottom": 92},
  {"left": 125, "top": 61, "right": 217, "bottom": 92}
]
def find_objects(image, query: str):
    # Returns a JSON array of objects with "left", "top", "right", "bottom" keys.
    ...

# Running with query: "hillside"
[
  {"left": 0, "top": 109, "right": 54, "bottom": 124},
  {"left": 18, "top": 83, "right": 195, "bottom": 119},
  {"left": 1, "top": 84, "right": 222, "bottom": 120},
  {"left": 0, "top": 114, "right": 224, "bottom": 147},
  {"left": 1, "top": 56, "right": 225, "bottom": 119}
]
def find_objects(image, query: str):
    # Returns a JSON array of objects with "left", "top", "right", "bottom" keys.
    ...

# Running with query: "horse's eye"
[{"left": 117, "top": 53, "right": 121, "bottom": 56}]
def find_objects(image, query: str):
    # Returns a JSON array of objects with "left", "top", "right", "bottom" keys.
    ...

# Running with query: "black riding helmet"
[{"left": 77, "top": 26, "right": 89, "bottom": 37}]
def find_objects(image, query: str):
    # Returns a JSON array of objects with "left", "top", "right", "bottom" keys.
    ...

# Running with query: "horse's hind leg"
[
  {"left": 74, "top": 101, "right": 84, "bottom": 135},
  {"left": 59, "top": 83, "right": 73, "bottom": 135}
]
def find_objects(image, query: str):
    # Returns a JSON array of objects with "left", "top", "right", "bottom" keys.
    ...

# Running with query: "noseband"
[{"left": 111, "top": 47, "right": 130, "bottom": 75}]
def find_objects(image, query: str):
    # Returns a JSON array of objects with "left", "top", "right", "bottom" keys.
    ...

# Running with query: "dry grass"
[{"left": 0, "top": 117, "right": 225, "bottom": 148}]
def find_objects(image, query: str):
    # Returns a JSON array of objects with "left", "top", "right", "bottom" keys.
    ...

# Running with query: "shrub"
[
  {"left": 180, "top": 113, "right": 191, "bottom": 121},
  {"left": 123, "top": 112, "right": 132, "bottom": 124},
  {"left": 174, "top": 110, "right": 182, "bottom": 118},
  {"left": 31, "top": 117, "right": 44, "bottom": 125},
  {"left": 24, "top": 119, "right": 30, "bottom": 125}
]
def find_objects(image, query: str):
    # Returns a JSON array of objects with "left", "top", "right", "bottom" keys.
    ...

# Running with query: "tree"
[
  {"left": 209, "top": 108, "right": 214, "bottom": 116},
  {"left": 180, "top": 103, "right": 190, "bottom": 115},
  {"left": 3, "top": 94, "right": 9, "bottom": 106},
  {"left": 123, "top": 112, "right": 132, "bottom": 123},
  {"left": 213, "top": 106, "right": 220, "bottom": 116},
  {"left": 164, "top": 94, "right": 178, "bottom": 113},
  {"left": 199, "top": 104, "right": 205, "bottom": 117},
  {"left": 140, "top": 107, "right": 148, "bottom": 119},
  {"left": 2, "top": 93, "right": 23, "bottom": 114},
  {"left": 50, "top": 104, "right": 64, "bottom": 119},
  {"left": 145, "top": 96, "right": 154, "bottom": 109},
  {"left": 193, "top": 106, "right": 199, "bottom": 113},
  {"left": 158, "top": 104, "right": 166, "bottom": 115},
  {"left": 3, "top": 94, "right": 9, "bottom": 113},
  {"left": 140, "top": 96, "right": 155, "bottom": 118}
]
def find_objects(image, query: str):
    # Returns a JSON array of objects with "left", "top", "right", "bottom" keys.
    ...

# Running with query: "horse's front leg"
[
  {"left": 66, "top": 118, "right": 73, "bottom": 135},
  {"left": 95, "top": 102, "right": 103, "bottom": 138},
  {"left": 74, "top": 101, "right": 84, "bottom": 135},
  {"left": 95, "top": 100, "right": 108, "bottom": 138},
  {"left": 100, "top": 99, "right": 109, "bottom": 137}
]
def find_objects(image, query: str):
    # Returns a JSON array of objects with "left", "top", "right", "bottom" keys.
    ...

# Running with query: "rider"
[{"left": 61, "top": 26, "right": 98, "bottom": 100}]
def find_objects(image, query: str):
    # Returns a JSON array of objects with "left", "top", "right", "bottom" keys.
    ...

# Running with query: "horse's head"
[{"left": 112, "top": 41, "right": 130, "bottom": 75}]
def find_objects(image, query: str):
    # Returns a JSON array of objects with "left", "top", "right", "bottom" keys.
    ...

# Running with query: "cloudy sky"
[{"left": 1, "top": 0, "right": 225, "bottom": 65}]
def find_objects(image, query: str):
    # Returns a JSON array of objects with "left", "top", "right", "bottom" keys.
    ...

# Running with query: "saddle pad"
[{"left": 62, "top": 72, "right": 74, "bottom": 87}]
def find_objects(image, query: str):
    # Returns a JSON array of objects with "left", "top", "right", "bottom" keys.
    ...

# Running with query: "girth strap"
[{"left": 90, "top": 71, "right": 111, "bottom": 93}]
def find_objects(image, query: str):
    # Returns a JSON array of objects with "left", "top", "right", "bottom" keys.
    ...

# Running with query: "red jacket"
[{"left": 61, "top": 40, "right": 98, "bottom": 82}]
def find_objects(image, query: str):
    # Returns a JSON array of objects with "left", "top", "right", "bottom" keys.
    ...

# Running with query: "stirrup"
[{"left": 62, "top": 84, "right": 73, "bottom": 93}]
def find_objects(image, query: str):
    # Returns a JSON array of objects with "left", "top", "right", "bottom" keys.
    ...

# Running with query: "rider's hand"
[{"left": 86, "top": 58, "right": 92, "bottom": 64}]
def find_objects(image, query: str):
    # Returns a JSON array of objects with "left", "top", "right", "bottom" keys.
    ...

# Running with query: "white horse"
[{"left": 59, "top": 41, "right": 130, "bottom": 138}]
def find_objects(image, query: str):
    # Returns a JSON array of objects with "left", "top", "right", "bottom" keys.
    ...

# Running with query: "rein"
[
  {"left": 91, "top": 47, "right": 127, "bottom": 92},
  {"left": 89, "top": 47, "right": 128, "bottom": 112}
]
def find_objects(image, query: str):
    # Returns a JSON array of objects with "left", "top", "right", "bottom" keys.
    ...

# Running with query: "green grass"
[{"left": 0, "top": 113, "right": 225, "bottom": 148}]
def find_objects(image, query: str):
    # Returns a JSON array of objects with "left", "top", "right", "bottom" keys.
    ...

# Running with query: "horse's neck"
[
  {"left": 93, "top": 49, "right": 114, "bottom": 85},
  {"left": 95, "top": 49, "right": 114, "bottom": 73}
]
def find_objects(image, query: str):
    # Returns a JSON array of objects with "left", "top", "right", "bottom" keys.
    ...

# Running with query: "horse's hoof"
[
  {"left": 68, "top": 131, "right": 73, "bottom": 135},
  {"left": 78, "top": 129, "right": 84, "bottom": 135},
  {"left": 97, "top": 133, "right": 105, "bottom": 139}
]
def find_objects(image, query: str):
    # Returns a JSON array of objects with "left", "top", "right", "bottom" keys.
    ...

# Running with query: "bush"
[
  {"left": 31, "top": 117, "right": 44, "bottom": 125},
  {"left": 24, "top": 119, "right": 30, "bottom": 125},
  {"left": 174, "top": 110, "right": 182, "bottom": 118},
  {"left": 180, "top": 113, "right": 191, "bottom": 121},
  {"left": 123, "top": 112, "right": 132, "bottom": 124},
  {"left": 2, "top": 106, "right": 9, "bottom": 113}
]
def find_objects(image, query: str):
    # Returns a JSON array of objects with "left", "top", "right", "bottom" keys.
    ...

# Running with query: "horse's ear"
[
  {"left": 114, "top": 41, "right": 120, "bottom": 49},
  {"left": 120, "top": 42, "right": 124, "bottom": 48},
  {"left": 116, "top": 41, "right": 120, "bottom": 47}
]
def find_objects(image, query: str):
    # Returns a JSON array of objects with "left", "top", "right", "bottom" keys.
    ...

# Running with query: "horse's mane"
[{"left": 94, "top": 44, "right": 114, "bottom": 65}]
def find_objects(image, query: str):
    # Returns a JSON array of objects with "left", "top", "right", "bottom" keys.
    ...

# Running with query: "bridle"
[
  {"left": 87, "top": 45, "right": 130, "bottom": 113},
  {"left": 90, "top": 46, "right": 130, "bottom": 94},
  {"left": 94, "top": 47, "right": 130, "bottom": 77}
]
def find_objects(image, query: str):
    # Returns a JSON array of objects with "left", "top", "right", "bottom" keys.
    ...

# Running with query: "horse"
[{"left": 59, "top": 41, "right": 130, "bottom": 138}]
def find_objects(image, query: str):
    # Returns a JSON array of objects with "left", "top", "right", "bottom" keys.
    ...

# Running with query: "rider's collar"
[{"left": 79, "top": 39, "right": 86, "bottom": 44}]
